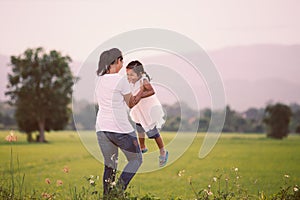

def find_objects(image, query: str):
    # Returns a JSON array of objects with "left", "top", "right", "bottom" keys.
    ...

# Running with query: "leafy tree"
[
  {"left": 73, "top": 100, "right": 97, "bottom": 130},
  {"left": 5, "top": 47, "right": 74, "bottom": 142},
  {"left": 243, "top": 107, "right": 265, "bottom": 133},
  {"left": 290, "top": 109, "right": 300, "bottom": 133},
  {"left": 296, "top": 125, "right": 300, "bottom": 134},
  {"left": 197, "top": 119, "right": 209, "bottom": 132},
  {"left": 263, "top": 103, "right": 292, "bottom": 139},
  {"left": 222, "top": 106, "right": 246, "bottom": 132},
  {"left": 0, "top": 101, "right": 16, "bottom": 129}
]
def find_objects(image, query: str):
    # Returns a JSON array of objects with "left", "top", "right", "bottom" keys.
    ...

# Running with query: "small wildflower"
[
  {"left": 42, "top": 192, "right": 51, "bottom": 199},
  {"left": 207, "top": 191, "right": 213, "bottom": 196},
  {"left": 90, "top": 175, "right": 94, "bottom": 179},
  {"left": 56, "top": 180, "right": 63, "bottom": 186},
  {"left": 45, "top": 178, "right": 51, "bottom": 184},
  {"left": 89, "top": 179, "right": 95, "bottom": 185},
  {"left": 5, "top": 131, "right": 17, "bottom": 142},
  {"left": 236, "top": 176, "right": 240, "bottom": 179},
  {"left": 177, "top": 169, "right": 185, "bottom": 177},
  {"left": 294, "top": 186, "right": 299, "bottom": 192},
  {"left": 63, "top": 166, "right": 69, "bottom": 173},
  {"left": 111, "top": 181, "right": 116, "bottom": 186},
  {"left": 225, "top": 178, "right": 229, "bottom": 182},
  {"left": 208, "top": 184, "right": 211, "bottom": 189},
  {"left": 213, "top": 177, "right": 217, "bottom": 182},
  {"left": 234, "top": 167, "right": 238, "bottom": 172},
  {"left": 284, "top": 174, "right": 290, "bottom": 178}
]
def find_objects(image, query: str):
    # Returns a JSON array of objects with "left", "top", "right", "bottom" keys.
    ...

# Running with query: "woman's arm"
[
  {"left": 124, "top": 88, "right": 144, "bottom": 108},
  {"left": 124, "top": 79, "right": 155, "bottom": 108},
  {"left": 141, "top": 79, "right": 155, "bottom": 98}
]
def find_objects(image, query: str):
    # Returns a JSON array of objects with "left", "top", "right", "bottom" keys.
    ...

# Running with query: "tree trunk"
[
  {"left": 26, "top": 132, "right": 34, "bottom": 142},
  {"left": 38, "top": 120, "right": 45, "bottom": 143}
]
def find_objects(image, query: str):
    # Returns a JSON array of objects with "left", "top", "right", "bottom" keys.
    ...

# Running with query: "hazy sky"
[{"left": 1, "top": 0, "right": 300, "bottom": 61}]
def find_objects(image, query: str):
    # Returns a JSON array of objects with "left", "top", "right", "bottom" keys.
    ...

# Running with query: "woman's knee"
[
  {"left": 129, "top": 153, "right": 143, "bottom": 167},
  {"left": 137, "top": 154, "right": 143, "bottom": 166}
]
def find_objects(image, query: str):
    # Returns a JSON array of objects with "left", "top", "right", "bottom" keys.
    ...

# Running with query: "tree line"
[
  {"left": 2, "top": 99, "right": 300, "bottom": 138},
  {"left": 72, "top": 100, "right": 300, "bottom": 136},
  {"left": 1, "top": 47, "right": 300, "bottom": 142}
]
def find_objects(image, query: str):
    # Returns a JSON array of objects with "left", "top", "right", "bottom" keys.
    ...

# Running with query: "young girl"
[{"left": 126, "top": 60, "right": 168, "bottom": 167}]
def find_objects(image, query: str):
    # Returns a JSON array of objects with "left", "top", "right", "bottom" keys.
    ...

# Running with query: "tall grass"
[{"left": 0, "top": 131, "right": 300, "bottom": 199}]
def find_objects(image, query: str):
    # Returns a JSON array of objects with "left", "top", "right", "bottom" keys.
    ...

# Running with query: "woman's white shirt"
[{"left": 95, "top": 73, "right": 134, "bottom": 133}]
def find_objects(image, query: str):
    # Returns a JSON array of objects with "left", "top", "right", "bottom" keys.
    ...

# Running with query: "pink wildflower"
[
  {"left": 42, "top": 192, "right": 51, "bottom": 199},
  {"left": 63, "top": 166, "right": 69, "bottom": 173},
  {"left": 56, "top": 180, "right": 63, "bottom": 186},
  {"left": 5, "top": 131, "right": 17, "bottom": 142},
  {"left": 45, "top": 178, "right": 51, "bottom": 184}
]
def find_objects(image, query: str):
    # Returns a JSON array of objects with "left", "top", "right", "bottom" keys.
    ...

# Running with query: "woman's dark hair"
[
  {"left": 126, "top": 60, "right": 151, "bottom": 81},
  {"left": 97, "top": 56, "right": 123, "bottom": 76}
]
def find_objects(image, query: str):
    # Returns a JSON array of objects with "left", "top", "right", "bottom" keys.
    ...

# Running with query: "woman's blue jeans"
[{"left": 96, "top": 131, "right": 143, "bottom": 195}]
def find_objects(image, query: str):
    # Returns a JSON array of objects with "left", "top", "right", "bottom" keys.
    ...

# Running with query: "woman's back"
[{"left": 95, "top": 73, "right": 134, "bottom": 133}]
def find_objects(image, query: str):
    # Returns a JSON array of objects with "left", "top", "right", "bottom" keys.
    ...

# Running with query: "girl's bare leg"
[
  {"left": 155, "top": 136, "right": 166, "bottom": 156},
  {"left": 138, "top": 132, "right": 146, "bottom": 150}
]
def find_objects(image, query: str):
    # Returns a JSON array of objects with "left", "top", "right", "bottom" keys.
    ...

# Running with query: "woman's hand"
[{"left": 124, "top": 88, "right": 144, "bottom": 108}]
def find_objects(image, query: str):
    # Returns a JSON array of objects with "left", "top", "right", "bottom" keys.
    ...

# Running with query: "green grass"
[{"left": 1, "top": 130, "right": 300, "bottom": 199}]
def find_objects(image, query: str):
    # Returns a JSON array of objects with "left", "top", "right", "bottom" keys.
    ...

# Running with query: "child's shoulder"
[{"left": 141, "top": 74, "right": 150, "bottom": 82}]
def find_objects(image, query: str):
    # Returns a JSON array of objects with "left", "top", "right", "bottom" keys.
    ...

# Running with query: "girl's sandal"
[
  {"left": 159, "top": 151, "right": 169, "bottom": 167},
  {"left": 141, "top": 148, "right": 148, "bottom": 154}
]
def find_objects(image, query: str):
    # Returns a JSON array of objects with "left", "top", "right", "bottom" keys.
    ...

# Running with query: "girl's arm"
[{"left": 141, "top": 79, "right": 155, "bottom": 98}]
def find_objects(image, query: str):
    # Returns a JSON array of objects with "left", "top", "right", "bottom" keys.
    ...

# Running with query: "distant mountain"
[
  {"left": 1, "top": 44, "right": 300, "bottom": 111},
  {"left": 208, "top": 44, "right": 300, "bottom": 110},
  {"left": 209, "top": 44, "right": 300, "bottom": 84}
]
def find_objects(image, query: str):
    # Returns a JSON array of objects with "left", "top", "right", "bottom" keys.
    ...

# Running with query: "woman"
[{"left": 95, "top": 48, "right": 144, "bottom": 196}]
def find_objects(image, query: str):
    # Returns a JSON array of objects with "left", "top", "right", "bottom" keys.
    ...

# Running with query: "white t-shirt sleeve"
[{"left": 119, "top": 76, "right": 131, "bottom": 95}]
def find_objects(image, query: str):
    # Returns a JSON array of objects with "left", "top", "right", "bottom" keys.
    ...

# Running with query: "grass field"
[{"left": 1, "top": 130, "right": 300, "bottom": 199}]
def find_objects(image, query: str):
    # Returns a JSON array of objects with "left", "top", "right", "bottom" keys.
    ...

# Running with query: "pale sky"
[{"left": 0, "top": 0, "right": 300, "bottom": 61}]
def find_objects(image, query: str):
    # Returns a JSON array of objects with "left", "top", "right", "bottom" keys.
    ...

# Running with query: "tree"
[
  {"left": 73, "top": 100, "right": 97, "bottom": 130},
  {"left": 222, "top": 105, "right": 246, "bottom": 132},
  {"left": 5, "top": 47, "right": 74, "bottom": 142},
  {"left": 290, "top": 108, "right": 300, "bottom": 133},
  {"left": 296, "top": 125, "right": 300, "bottom": 134},
  {"left": 263, "top": 103, "right": 292, "bottom": 139}
]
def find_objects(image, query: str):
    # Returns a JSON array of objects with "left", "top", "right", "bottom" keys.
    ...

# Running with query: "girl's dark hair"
[{"left": 126, "top": 60, "right": 151, "bottom": 81}]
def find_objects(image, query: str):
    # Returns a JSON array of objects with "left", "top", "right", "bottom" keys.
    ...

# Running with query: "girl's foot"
[{"left": 159, "top": 151, "right": 168, "bottom": 167}]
